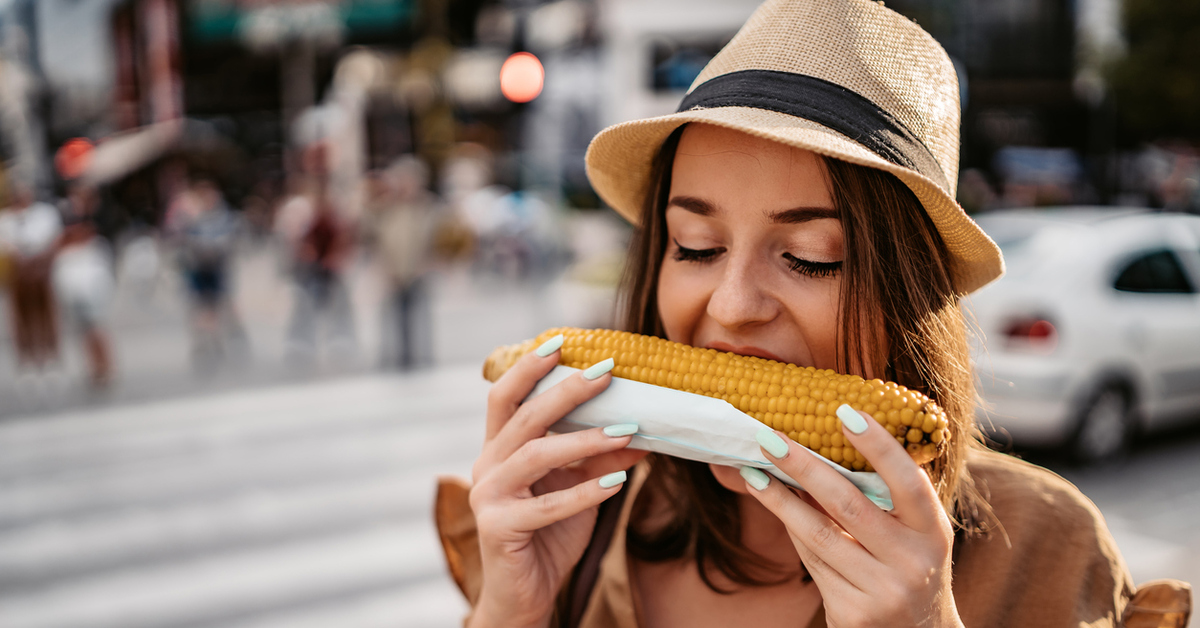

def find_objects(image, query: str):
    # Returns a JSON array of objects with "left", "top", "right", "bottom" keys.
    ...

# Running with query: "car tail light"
[{"left": 1002, "top": 316, "right": 1058, "bottom": 351}]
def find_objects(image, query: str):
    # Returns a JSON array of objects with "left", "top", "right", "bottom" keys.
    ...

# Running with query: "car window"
[{"left": 1113, "top": 249, "right": 1196, "bottom": 294}]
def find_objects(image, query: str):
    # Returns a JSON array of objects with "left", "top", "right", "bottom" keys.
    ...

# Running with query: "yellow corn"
[{"left": 483, "top": 327, "right": 950, "bottom": 470}]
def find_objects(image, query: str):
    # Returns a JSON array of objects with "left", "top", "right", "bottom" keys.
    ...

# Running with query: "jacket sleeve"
[
  {"left": 1123, "top": 580, "right": 1191, "bottom": 628},
  {"left": 953, "top": 451, "right": 1191, "bottom": 628},
  {"left": 435, "top": 476, "right": 483, "bottom": 614}
]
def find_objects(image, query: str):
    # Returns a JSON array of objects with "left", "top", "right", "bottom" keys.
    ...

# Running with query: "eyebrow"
[
  {"left": 769, "top": 207, "right": 839, "bottom": 224},
  {"left": 667, "top": 195, "right": 717, "bottom": 216},
  {"left": 667, "top": 195, "right": 839, "bottom": 224}
]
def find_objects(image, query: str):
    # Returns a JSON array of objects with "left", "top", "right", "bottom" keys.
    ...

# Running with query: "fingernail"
[
  {"left": 740, "top": 466, "right": 770, "bottom": 491},
  {"left": 535, "top": 334, "right": 564, "bottom": 357},
  {"left": 755, "top": 427, "right": 790, "bottom": 459},
  {"left": 582, "top": 358, "right": 615, "bottom": 380},
  {"left": 603, "top": 423, "right": 639, "bottom": 437},
  {"left": 837, "top": 404, "right": 869, "bottom": 434},
  {"left": 598, "top": 470, "right": 626, "bottom": 488}
]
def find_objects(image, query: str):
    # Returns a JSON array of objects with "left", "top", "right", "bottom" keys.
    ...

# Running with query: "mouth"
[{"left": 705, "top": 341, "right": 788, "bottom": 364}]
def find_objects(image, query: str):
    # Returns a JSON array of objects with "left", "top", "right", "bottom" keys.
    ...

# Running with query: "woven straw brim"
[{"left": 585, "top": 107, "right": 1004, "bottom": 295}]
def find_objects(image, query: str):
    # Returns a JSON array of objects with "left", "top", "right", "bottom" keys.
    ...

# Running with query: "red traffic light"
[
  {"left": 55, "top": 138, "right": 95, "bottom": 180},
  {"left": 499, "top": 52, "right": 544, "bottom": 103}
]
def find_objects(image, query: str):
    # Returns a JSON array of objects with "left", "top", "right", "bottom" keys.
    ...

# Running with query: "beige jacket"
[{"left": 436, "top": 449, "right": 1191, "bottom": 628}]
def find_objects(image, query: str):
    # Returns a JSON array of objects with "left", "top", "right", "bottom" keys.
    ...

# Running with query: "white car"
[{"left": 967, "top": 208, "right": 1200, "bottom": 462}]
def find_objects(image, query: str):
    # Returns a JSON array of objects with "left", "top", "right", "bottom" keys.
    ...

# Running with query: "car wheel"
[{"left": 1070, "top": 384, "right": 1135, "bottom": 465}]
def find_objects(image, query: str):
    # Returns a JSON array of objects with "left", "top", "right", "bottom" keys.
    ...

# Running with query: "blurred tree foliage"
[{"left": 1108, "top": 0, "right": 1200, "bottom": 142}]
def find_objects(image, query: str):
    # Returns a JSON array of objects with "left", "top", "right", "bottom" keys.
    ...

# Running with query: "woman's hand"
[
  {"left": 469, "top": 337, "right": 647, "bottom": 628},
  {"left": 742, "top": 405, "right": 964, "bottom": 628}
]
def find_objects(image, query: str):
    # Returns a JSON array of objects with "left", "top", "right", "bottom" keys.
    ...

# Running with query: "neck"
[{"left": 738, "top": 492, "right": 804, "bottom": 576}]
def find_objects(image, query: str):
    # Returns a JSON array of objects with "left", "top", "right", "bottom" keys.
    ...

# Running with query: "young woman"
[{"left": 437, "top": 0, "right": 1191, "bottom": 626}]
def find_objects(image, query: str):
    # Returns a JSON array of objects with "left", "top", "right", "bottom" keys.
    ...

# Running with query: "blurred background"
[{"left": 0, "top": 0, "right": 1197, "bottom": 626}]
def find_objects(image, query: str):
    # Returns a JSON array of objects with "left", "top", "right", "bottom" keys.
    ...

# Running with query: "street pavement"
[{"left": 0, "top": 368, "right": 483, "bottom": 628}]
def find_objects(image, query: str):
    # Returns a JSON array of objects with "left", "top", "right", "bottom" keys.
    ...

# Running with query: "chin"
[{"left": 709, "top": 463, "right": 752, "bottom": 495}]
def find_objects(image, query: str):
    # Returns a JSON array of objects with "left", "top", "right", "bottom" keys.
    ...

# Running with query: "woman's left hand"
[{"left": 743, "top": 405, "right": 964, "bottom": 628}]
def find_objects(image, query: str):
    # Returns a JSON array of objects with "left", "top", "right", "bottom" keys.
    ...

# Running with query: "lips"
[{"left": 705, "top": 341, "right": 787, "bottom": 363}]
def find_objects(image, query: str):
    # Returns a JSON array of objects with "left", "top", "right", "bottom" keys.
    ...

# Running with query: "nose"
[{"left": 705, "top": 253, "right": 779, "bottom": 330}]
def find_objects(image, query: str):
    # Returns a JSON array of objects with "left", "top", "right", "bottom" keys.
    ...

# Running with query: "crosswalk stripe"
[
  {"left": 0, "top": 368, "right": 488, "bottom": 477},
  {"left": 0, "top": 521, "right": 447, "bottom": 628},
  {"left": 0, "top": 417, "right": 482, "bottom": 528},
  {"left": 0, "top": 463, "right": 472, "bottom": 589},
  {"left": 218, "top": 579, "right": 468, "bottom": 628}
]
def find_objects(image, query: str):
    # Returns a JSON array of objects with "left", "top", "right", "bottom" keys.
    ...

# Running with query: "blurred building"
[
  {"left": 884, "top": 0, "right": 1125, "bottom": 208},
  {"left": 438, "top": 0, "right": 759, "bottom": 207},
  {"left": 6, "top": 0, "right": 1194, "bottom": 218},
  {"left": 0, "top": 0, "right": 52, "bottom": 194}
]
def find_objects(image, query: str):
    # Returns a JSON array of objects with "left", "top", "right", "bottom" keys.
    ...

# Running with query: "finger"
[
  {"left": 507, "top": 469, "right": 628, "bottom": 532},
  {"left": 485, "top": 334, "right": 566, "bottom": 441},
  {"left": 488, "top": 359, "right": 616, "bottom": 462},
  {"left": 739, "top": 466, "right": 873, "bottom": 592},
  {"left": 835, "top": 404, "right": 943, "bottom": 533},
  {"left": 754, "top": 427, "right": 895, "bottom": 551},
  {"left": 494, "top": 426, "right": 633, "bottom": 496},
  {"left": 566, "top": 448, "right": 649, "bottom": 483},
  {"left": 531, "top": 447, "right": 648, "bottom": 496}
]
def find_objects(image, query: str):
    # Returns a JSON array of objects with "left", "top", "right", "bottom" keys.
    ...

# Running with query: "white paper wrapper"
[{"left": 532, "top": 365, "right": 894, "bottom": 510}]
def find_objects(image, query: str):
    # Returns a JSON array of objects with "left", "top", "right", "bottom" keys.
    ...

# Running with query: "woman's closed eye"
[
  {"left": 672, "top": 239, "right": 724, "bottom": 263},
  {"left": 783, "top": 252, "right": 842, "bottom": 278}
]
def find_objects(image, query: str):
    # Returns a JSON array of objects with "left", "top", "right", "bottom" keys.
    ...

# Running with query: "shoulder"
[
  {"left": 960, "top": 447, "right": 1122, "bottom": 565},
  {"left": 965, "top": 447, "right": 1107, "bottom": 530},
  {"left": 953, "top": 448, "right": 1136, "bottom": 627}
]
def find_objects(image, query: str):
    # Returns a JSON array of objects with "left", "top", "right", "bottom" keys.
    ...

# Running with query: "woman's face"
[
  {"left": 658, "top": 124, "right": 844, "bottom": 370},
  {"left": 656, "top": 124, "right": 846, "bottom": 494}
]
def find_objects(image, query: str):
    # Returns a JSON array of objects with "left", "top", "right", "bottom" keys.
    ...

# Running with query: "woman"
[{"left": 437, "top": 0, "right": 1191, "bottom": 626}]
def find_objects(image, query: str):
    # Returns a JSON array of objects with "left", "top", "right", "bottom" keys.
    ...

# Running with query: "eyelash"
[
  {"left": 672, "top": 239, "right": 843, "bottom": 278},
  {"left": 783, "top": 252, "right": 843, "bottom": 278},
  {"left": 672, "top": 242, "right": 724, "bottom": 263}
]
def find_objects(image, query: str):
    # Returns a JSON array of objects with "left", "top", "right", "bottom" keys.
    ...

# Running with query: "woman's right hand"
[{"left": 468, "top": 336, "right": 647, "bottom": 628}]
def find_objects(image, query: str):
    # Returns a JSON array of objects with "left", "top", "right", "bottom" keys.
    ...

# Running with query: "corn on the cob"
[{"left": 483, "top": 327, "right": 950, "bottom": 470}]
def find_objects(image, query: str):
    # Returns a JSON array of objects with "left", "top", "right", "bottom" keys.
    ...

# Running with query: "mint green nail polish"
[
  {"left": 740, "top": 466, "right": 770, "bottom": 491},
  {"left": 582, "top": 358, "right": 615, "bottom": 380},
  {"left": 535, "top": 334, "right": 564, "bottom": 357},
  {"left": 755, "top": 427, "right": 790, "bottom": 459},
  {"left": 603, "top": 423, "right": 639, "bottom": 437},
  {"left": 598, "top": 470, "right": 626, "bottom": 488},
  {"left": 837, "top": 404, "right": 869, "bottom": 434}
]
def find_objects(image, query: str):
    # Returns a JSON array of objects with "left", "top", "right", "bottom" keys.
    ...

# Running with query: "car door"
[{"left": 1109, "top": 226, "right": 1200, "bottom": 427}]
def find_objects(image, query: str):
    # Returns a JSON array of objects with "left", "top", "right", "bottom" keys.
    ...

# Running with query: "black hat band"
[{"left": 677, "top": 69, "right": 949, "bottom": 191}]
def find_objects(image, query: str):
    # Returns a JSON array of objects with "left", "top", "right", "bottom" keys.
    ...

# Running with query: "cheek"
[
  {"left": 782, "top": 279, "right": 843, "bottom": 370},
  {"left": 811, "top": 285, "right": 843, "bottom": 368},
  {"left": 656, "top": 262, "right": 708, "bottom": 343},
  {"left": 709, "top": 463, "right": 751, "bottom": 495}
]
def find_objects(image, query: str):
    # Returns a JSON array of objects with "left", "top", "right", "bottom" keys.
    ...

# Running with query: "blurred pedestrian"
[
  {"left": 165, "top": 178, "right": 245, "bottom": 368},
  {"left": 371, "top": 156, "right": 439, "bottom": 370},
  {"left": 278, "top": 177, "right": 357, "bottom": 359},
  {"left": 0, "top": 187, "right": 62, "bottom": 369},
  {"left": 53, "top": 183, "right": 115, "bottom": 387}
]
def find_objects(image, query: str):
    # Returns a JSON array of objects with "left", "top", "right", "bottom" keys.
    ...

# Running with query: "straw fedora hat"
[{"left": 585, "top": 0, "right": 1003, "bottom": 294}]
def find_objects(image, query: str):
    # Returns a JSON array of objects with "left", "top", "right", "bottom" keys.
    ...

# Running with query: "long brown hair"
[{"left": 619, "top": 124, "right": 994, "bottom": 592}]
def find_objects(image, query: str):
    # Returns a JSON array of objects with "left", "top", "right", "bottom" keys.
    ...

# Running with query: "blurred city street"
[
  {"left": 1, "top": 0, "right": 1198, "bottom": 625},
  {"left": 0, "top": 249, "right": 564, "bottom": 628}
]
